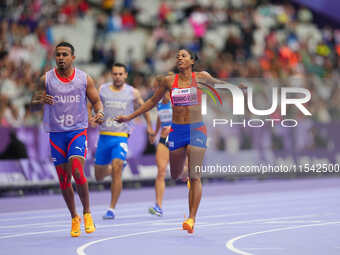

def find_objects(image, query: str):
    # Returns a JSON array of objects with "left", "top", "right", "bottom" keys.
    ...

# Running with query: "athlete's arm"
[
  {"left": 197, "top": 71, "right": 246, "bottom": 90},
  {"left": 155, "top": 116, "right": 161, "bottom": 136},
  {"left": 87, "top": 101, "right": 97, "bottom": 127},
  {"left": 87, "top": 84, "right": 103, "bottom": 127},
  {"left": 149, "top": 116, "right": 160, "bottom": 144},
  {"left": 31, "top": 75, "right": 54, "bottom": 111},
  {"left": 86, "top": 75, "right": 104, "bottom": 124},
  {"left": 133, "top": 89, "right": 155, "bottom": 140},
  {"left": 116, "top": 76, "right": 168, "bottom": 123}
]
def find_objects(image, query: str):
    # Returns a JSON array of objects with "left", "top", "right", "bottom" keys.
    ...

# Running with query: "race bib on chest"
[
  {"left": 158, "top": 108, "right": 172, "bottom": 123},
  {"left": 172, "top": 87, "right": 198, "bottom": 106}
]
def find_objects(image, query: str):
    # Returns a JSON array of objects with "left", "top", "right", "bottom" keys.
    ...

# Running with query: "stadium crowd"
[{"left": 0, "top": 0, "right": 339, "bottom": 129}]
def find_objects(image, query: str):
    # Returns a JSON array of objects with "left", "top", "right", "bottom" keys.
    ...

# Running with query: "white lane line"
[
  {"left": 0, "top": 233, "right": 14, "bottom": 236},
  {"left": 0, "top": 210, "right": 257, "bottom": 239},
  {"left": 0, "top": 193, "right": 327, "bottom": 223},
  {"left": 0, "top": 203, "right": 189, "bottom": 223},
  {"left": 1, "top": 189, "right": 337, "bottom": 218},
  {"left": 263, "top": 220, "right": 322, "bottom": 224},
  {"left": 76, "top": 214, "right": 320, "bottom": 255},
  {"left": 0, "top": 221, "right": 67, "bottom": 229},
  {"left": 0, "top": 211, "right": 245, "bottom": 239},
  {"left": 0, "top": 206, "right": 251, "bottom": 229},
  {"left": 194, "top": 214, "right": 320, "bottom": 229},
  {"left": 158, "top": 212, "right": 252, "bottom": 222},
  {"left": 0, "top": 229, "right": 67, "bottom": 239},
  {"left": 76, "top": 227, "right": 181, "bottom": 255},
  {"left": 0, "top": 212, "right": 319, "bottom": 240},
  {"left": 0, "top": 202, "right": 322, "bottom": 230},
  {"left": 150, "top": 212, "right": 255, "bottom": 226},
  {"left": 0, "top": 199, "right": 182, "bottom": 217},
  {"left": 0, "top": 196, "right": 195, "bottom": 217},
  {"left": 0, "top": 203, "right": 184, "bottom": 222},
  {"left": 225, "top": 221, "right": 340, "bottom": 255},
  {"left": 242, "top": 248, "right": 284, "bottom": 251}
]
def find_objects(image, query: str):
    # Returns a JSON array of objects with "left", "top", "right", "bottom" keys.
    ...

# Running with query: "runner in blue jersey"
[
  {"left": 148, "top": 90, "right": 172, "bottom": 216},
  {"left": 31, "top": 42, "right": 104, "bottom": 237},
  {"left": 93, "top": 63, "right": 154, "bottom": 220}
]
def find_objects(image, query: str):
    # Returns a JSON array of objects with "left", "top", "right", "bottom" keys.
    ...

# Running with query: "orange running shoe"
[
  {"left": 71, "top": 215, "right": 81, "bottom": 237},
  {"left": 182, "top": 218, "right": 195, "bottom": 234},
  {"left": 187, "top": 178, "right": 191, "bottom": 190},
  {"left": 84, "top": 213, "right": 96, "bottom": 234}
]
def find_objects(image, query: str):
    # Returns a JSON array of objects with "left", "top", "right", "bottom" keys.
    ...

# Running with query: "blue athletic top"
[{"left": 157, "top": 100, "right": 172, "bottom": 127}]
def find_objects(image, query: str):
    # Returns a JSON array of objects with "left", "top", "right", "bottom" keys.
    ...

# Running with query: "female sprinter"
[
  {"left": 116, "top": 49, "right": 243, "bottom": 233},
  {"left": 148, "top": 90, "right": 172, "bottom": 216}
]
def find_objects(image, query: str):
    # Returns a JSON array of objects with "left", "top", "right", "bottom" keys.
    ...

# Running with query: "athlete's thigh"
[
  {"left": 167, "top": 123, "right": 189, "bottom": 178},
  {"left": 169, "top": 146, "right": 187, "bottom": 178},
  {"left": 49, "top": 132, "right": 68, "bottom": 166},
  {"left": 156, "top": 142, "right": 169, "bottom": 173},
  {"left": 94, "top": 164, "right": 110, "bottom": 181},
  {"left": 95, "top": 164, "right": 110, "bottom": 173},
  {"left": 111, "top": 136, "right": 128, "bottom": 165},
  {"left": 67, "top": 129, "right": 88, "bottom": 161},
  {"left": 186, "top": 145, "right": 206, "bottom": 179},
  {"left": 112, "top": 158, "right": 124, "bottom": 176}
]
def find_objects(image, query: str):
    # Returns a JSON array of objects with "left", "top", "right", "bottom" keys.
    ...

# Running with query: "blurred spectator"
[
  {"left": 121, "top": 9, "right": 136, "bottom": 29},
  {"left": 158, "top": 2, "right": 171, "bottom": 24},
  {"left": 60, "top": 0, "right": 80, "bottom": 24},
  {"left": 189, "top": 5, "right": 208, "bottom": 47},
  {"left": 102, "top": 0, "right": 115, "bottom": 15}
]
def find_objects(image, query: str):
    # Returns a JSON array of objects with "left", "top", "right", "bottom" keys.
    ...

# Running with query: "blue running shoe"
[
  {"left": 148, "top": 204, "right": 163, "bottom": 216},
  {"left": 103, "top": 208, "right": 115, "bottom": 220},
  {"left": 123, "top": 160, "right": 127, "bottom": 169}
]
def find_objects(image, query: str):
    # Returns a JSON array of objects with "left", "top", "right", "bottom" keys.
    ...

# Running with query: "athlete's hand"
[
  {"left": 149, "top": 133, "right": 156, "bottom": 144},
  {"left": 33, "top": 93, "right": 54, "bottom": 105},
  {"left": 89, "top": 118, "right": 98, "bottom": 128},
  {"left": 147, "top": 128, "right": 156, "bottom": 144},
  {"left": 93, "top": 112, "right": 104, "bottom": 124},
  {"left": 115, "top": 115, "right": 130, "bottom": 123},
  {"left": 43, "top": 94, "right": 55, "bottom": 104}
]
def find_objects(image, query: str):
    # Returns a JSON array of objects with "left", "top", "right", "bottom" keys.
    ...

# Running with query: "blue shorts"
[
  {"left": 49, "top": 129, "right": 87, "bottom": 166},
  {"left": 95, "top": 135, "right": 128, "bottom": 165},
  {"left": 168, "top": 122, "right": 207, "bottom": 151}
]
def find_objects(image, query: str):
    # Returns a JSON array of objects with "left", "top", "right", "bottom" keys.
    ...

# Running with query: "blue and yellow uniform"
[{"left": 95, "top": 82, "right": 134, "bottom": 165}]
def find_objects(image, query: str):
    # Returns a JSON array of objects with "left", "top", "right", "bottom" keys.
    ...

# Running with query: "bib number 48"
[{"left": 57, "top": 114, "right": 74, "bottom": 127}]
